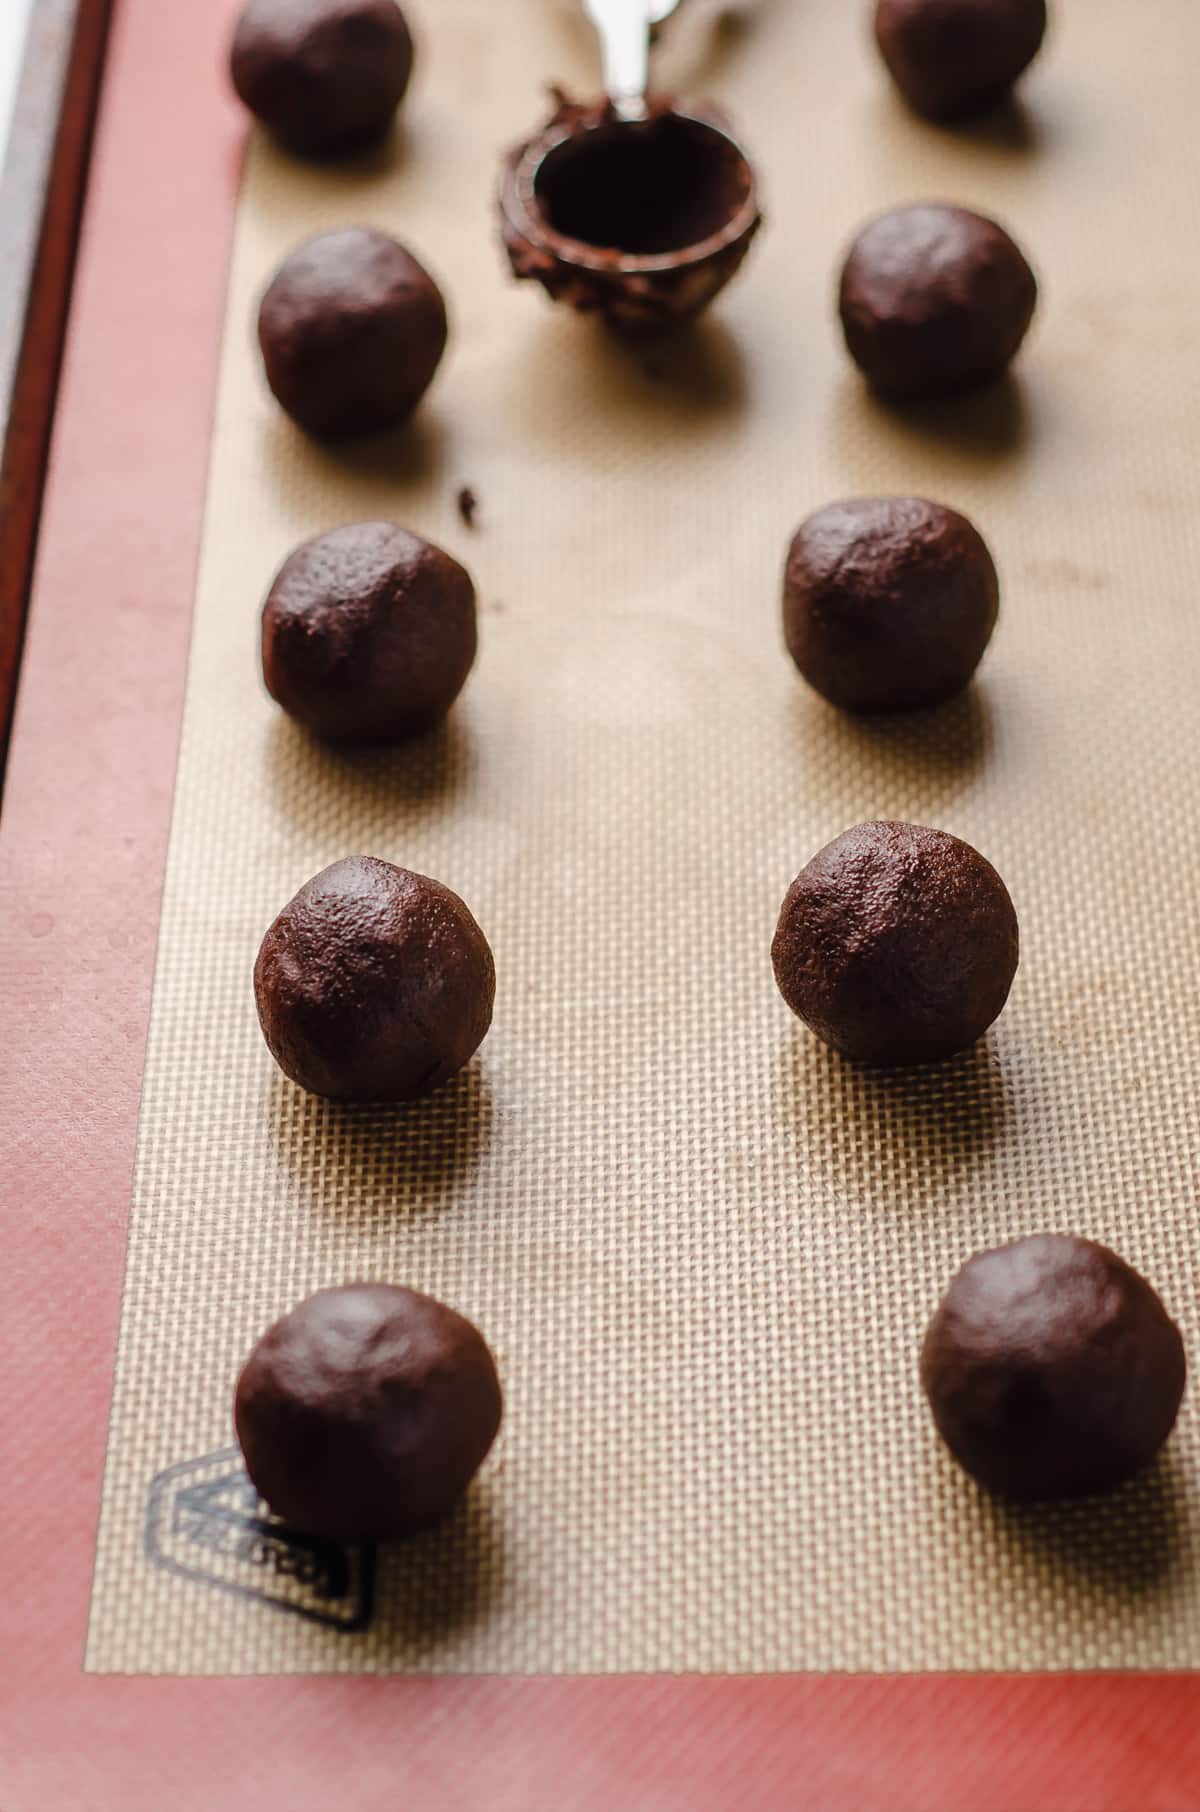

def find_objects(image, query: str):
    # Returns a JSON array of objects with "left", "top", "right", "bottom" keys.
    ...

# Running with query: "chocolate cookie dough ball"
[
  {"left": 231, "top": 0, "right": 414, "bottom": 158},
  {"left": 261, "top": 523, "right": 476, "bottom": 743},
  {"left": 839, "top": 204, "right": 1037, "bottom": 400},
  {"left": 236, "top": 1284, "right": 503, "bottom": 1540},
  {"left": 258, "top": 227, "right": 447, "bottom": 440},
  {"left": 783, "top": 497, "right": 999, "bottom": 712},
  {"left": 875, "top": 0, "right": 1047, "bottom": 123},
  {"left": 772, "top": 821, "right": 1018, "bottom": 1065},
  {"left": 921, "top": 1236, "right": 1187, "bottom": 1500},
  {"left": 254, "top": 856, "right": 494, "bottom": 1101}
]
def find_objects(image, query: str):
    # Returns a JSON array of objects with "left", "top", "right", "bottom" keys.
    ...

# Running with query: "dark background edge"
[{"left": 0, "top": 0, "right": 116, "bottom": 791}]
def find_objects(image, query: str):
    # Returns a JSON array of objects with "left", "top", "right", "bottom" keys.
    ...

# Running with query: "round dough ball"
[
  {"left": 875, "top": 0, "right": 1047, "bottom": 123},
  {"left": 254, "top": 856, "right": 495, "bottom": 1101},
  {"left": 235, "top": 1283, "right": 503, "bottom": 1539},
  {"left": 921, "top": 1235, "right": 1187, "bottom": 1499},
  {"left": 839, "top": 204, "right": 1037, "bottom": 400},
  {"left": 261, "top": 522, "right": 476, "bottom": 743},
  {"left": 258, "top": 227, "right": 447, "bottom": 440},
  {"left": 772, "top": 821, "right": 1018, "bottom": 1065},
  {"left": 230, "top": 0, "right": 414, "bottom": 157},
  {"left": 783, "top": 497, "right": 999, "bottom": 712}
]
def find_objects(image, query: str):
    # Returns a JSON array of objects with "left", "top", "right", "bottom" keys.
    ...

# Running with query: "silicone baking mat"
[{"left": 84, "top": 0, "right": 1200, "bottom": 1675}]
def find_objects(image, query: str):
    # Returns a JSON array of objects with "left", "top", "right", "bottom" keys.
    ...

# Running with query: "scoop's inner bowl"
[{"left": 533, "top": 112, "right": 752, "bottom": 258}]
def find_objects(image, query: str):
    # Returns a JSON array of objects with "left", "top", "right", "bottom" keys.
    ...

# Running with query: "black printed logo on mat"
[{"left": 144, "top": 1448, "right": 375, "bottom": 1632}]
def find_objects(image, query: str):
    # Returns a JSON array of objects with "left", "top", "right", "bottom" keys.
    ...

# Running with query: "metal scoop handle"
[{"left": 583, "top": 0, "right": 681, "bottom": 121}]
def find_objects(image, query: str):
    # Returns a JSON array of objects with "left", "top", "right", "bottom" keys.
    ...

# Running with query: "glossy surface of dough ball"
[
  {"left": 875, "top": 0, "right": 1047, "bottom": 123},
  {"left": 261, "top": 522, "right": 476, "bottom": 743},
  {"left": 783, "top": 497, "right": 999, "bottom": 712},
  {"left": 258, "top": 227, "right": 447, "bottom": 439},
  {"left": 772, "top": 821, "right": 1018, "bottom": 1065},
  {"left": 236, "top": 1284, "right": 503, "bottom": 1539},
  {"left": 921, "top": 1236, "right": 1186, "bottom": 1499},
  {"left": 839, "top": 204, "right": 1037, "bottom": 399},
  {"left": 231, "top": 0, "right": 414, "bottom": 156},
  {"left": 254, "top": 856, "right": 495, "bottom": 1101}
]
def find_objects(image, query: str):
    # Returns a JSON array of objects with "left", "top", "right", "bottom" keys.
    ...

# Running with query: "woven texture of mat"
[{"left": 86, "top": 0, "right": 1200, "bottom": 1673}]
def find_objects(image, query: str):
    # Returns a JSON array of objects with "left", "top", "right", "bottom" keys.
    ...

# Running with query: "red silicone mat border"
[{"left": 2, "top": 1, "right": 1200, "bottom": 1806}]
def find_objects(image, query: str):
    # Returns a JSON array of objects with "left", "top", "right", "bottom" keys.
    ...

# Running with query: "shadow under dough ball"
[
  {"left": 258, "top": 227, "right": 447, "bottom": 440},
  {"left": 254, "top": 856, "right": 495, "bottom": 1101},
  {"left": 772, "top": 821, "right": 1018, "bottom": 1066},
  {"left": 921, "top": 1236, "right": 1187, "bottom": 1500},
  {"left": 235, "top": 1284, "right": 503, "bottom": 1540},
  {"left": 261, "top": 522, "right": 476, "bottom": 743},
  {"left": 230, "top": 0, "right": 414, "bottom": 157},
  {"left": 875, "top": 0, "right": 1047, "bottom": 123},
  {"left": 783, "top": 497, "right": 999, "bottom": 712},
  {"left": 839, "top": 204, "right": 1037, "bottom": 400}
]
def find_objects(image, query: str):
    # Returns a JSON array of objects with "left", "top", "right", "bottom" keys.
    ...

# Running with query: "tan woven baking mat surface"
[{"left": 86, "top": 0, "right": 1200, "bottom": 1673}]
